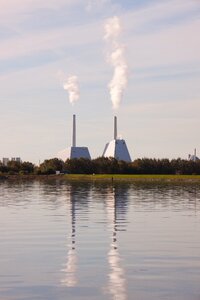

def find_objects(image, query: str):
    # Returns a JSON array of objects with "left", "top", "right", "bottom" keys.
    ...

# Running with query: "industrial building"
[
  {"left": 57, "top": 115, "right": 91, "bottom": 161},
  {"left": 102, "top": 116, "right": 132, "bottom": 162},
  {"left": 2, "top": 157, "right": 21, "bottom": 166},
  {"left": 188, "top": 149, "right": 199, "bottom": 162}
]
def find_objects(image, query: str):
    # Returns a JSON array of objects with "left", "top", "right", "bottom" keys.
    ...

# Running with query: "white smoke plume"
[
  {"left": 63, "top": 75, "right": 80, "bottom": 105},
  {"left": 104, "top": 16, "right": 128, "bottom": 110},
  {"left": 104, "top": 16, "right": 121, "bottom": 41}
]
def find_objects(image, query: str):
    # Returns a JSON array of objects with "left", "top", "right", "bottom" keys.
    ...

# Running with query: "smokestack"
[
  {"left": 72, "top": 114, "right": 76, "bottom": 147},
  {"left": 114, "top": 116, "right": 117, "bottom": 140}
]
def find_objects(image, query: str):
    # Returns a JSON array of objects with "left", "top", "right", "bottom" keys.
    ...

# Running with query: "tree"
[
  {"left": 65, "top": 158, "right": 93, "bottom": 174},
  {"left": 7, "top": 160, "right": 21, "bottom": 173},
  {"left": 38, "top": 158, "right": 65, "bottom": 174},
  {"left": 21, "top": 162, "right": 35, "bottom": 174}
]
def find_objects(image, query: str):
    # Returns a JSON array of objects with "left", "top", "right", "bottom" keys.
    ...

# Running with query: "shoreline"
[{"left": 1, "top": 174, "right": 200, "bottom": 182}]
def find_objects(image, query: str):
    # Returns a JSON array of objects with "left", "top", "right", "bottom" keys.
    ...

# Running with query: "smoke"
[
  {"left": 104, "top": 16, "right": 128, "bottom": 110},
  {"left": 63, "top": 75, "right": 80, "bottom": 106},
  {"left": 104, "top": 16, "right": 121, "bottom": 41}
]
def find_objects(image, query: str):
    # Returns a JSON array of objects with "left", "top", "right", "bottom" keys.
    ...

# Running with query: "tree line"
[{"left": 1, "top": 157, "right": 200, "bottom": 175}]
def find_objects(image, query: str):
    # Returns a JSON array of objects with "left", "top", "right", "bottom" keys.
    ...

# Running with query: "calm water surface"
[{"left": 0, "top": 180, "right": 200, "bottom": 300}]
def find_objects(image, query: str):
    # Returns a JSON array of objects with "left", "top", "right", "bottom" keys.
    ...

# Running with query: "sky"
[{"left": 0, "top": 0, "right": 200, "bottom": 164}]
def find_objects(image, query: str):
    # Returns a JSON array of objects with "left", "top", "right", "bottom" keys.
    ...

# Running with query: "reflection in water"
[
  {"left": 107, "top": 247, "right": 126, "bottom": 300},
  {"left": 61, "top": 250, "right": 78, "bottom": 287},
  {"left": 0, "top": 180, "right": 200, "bottom": 300},
  {"left": 60, "top": 182, "right": 90, "bottom": 288},
  {"left": 60, "top": 181, "right": 130, "bottom": 297},
  {"left": 61, "top": 185, "right": 78, "bottom": 287},
  {"left": 105, "top": 185, "right": 128, "bottom": 300}
]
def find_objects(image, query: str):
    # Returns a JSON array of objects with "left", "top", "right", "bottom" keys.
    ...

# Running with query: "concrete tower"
[
  {"left": 57, "top": 114, "right": 91, "bottom": 161},
  {"left": 102, "top": 116, "right": 132, "bottom": 162}
]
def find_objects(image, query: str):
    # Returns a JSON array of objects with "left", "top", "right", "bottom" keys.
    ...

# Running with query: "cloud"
[
  {"left": 0, "top": 0, "right": 199, "bottom": 66},
  {"left": 0, "top": 0, "right": 199, "bottom": 64},
  {"left": 0, "top": 0, "right": 82, "bottom": 32},
  {"left": 123, "top": 0, "right": 200, "bottom": 30},
  {"left": 125, "top": 18, "right": 200, "bottom": 70},
  {"left": 86, "top": 0, "right": 111, "bottom": 12},
  {"left": 0, "top": 20, "right": 102, "bottom": 63},
  {"left": 1, "top": 0, "right": 200, "bottom": 162},
  {"left": 0, "top": 0, "right": 77, "bottom": 14}
]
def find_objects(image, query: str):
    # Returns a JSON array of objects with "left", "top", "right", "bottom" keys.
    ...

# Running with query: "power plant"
[
  {"left": 102, "top": 116, "right": 132, "bottom": 162},
  {"left": 188, "top": 148, "right": 199, "bottom": 162},
  {"left": 57, "top": 114, "right": 91, "bottom": 161}
]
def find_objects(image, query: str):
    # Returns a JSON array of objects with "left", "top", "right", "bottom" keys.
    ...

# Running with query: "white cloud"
[
  {"left": 0, "top": 0, "right": 78, "bottom": 14},
  {"left": 86, "top": 0, "right": 111, "bottom": 12},
  {"left": 0, "top": 0, "right": 200, "bottom": 161},
  {"left": 123, "top": 0, "right": 200, "bottom": 30},
  {"left": 126, "top": 18, "right": 200, "bottom": 70},
  {"left": 0, "top": 0, "right": 199, "bottom": 68},
  {"left": 0, "top": 21, "right": 102, "bottom": 62}
]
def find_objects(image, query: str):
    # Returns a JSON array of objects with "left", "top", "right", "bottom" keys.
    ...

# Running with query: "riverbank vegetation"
[{"left": 1, "top": 157, "right": 200, "bottom": 176}]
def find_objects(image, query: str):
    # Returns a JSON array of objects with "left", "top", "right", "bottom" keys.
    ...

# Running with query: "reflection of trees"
[
  {"left": 0, "top": 181, "right": 41, "bottom": 208},
  {"left": 130, "top": 182, "right": 200, "bottom": 212}
]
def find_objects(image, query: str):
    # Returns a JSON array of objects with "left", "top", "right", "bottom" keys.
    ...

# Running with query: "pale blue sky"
[{"left": 0, "top": 0, "right": 200, "bottom": 164}]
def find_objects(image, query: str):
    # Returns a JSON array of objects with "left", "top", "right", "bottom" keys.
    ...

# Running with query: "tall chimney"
[
  {"left": 194, "top": 148, "right": 197, "bottom": 161},
  {"left": 72, "top": 114, "right": 76, "bottom": 147},
  {"left": 114, "top": 116, "right": 117, "bottom": 140}
]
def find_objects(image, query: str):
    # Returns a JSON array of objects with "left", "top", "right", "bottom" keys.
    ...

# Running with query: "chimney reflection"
[
  {"left": 105, "top": 185, "right": 128, "bottom": 300},
  {"left": 60, "top": 182, "right": 90, "bottom": 287},
  {"left": 60, "top": 181, "right": 129, "bottom": 295},
  {"left": 61, "top": 186, "right": 78, "bottom": 287}
]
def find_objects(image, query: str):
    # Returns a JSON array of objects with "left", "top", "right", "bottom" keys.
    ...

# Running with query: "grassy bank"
[
  {"left": 62, "top": 174, "right": 200, "bottom": 182},
  {"left": 1, "top": 173, "right": 200, "bottom": 182}
]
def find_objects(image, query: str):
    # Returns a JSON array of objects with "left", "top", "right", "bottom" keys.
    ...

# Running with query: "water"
[{"left": 0, "top": 180, "right": 200, "bottom": 300}]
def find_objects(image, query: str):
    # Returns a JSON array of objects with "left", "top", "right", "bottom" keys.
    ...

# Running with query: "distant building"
[
  {"left": 2, "top": 157, "right": 22, "bottom": 166},
  {"left": 188, "top": 149, "right": 199, "bottom": 162},
  {"left": 11, "top": 157, "right": 21, "bottom": 163},
  {"left": 2, "top": 158, "right": 9, "bottom": 166}
]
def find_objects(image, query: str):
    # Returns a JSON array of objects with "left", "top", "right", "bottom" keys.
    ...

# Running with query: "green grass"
[
  {"left": 2, "top": 173, "right": 200, "bottom": 183},
  {"left": 63, "top": 174, "right": 200, "bottom": 181}
]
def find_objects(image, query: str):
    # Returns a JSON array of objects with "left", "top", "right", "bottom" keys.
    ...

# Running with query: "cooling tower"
[
  {"left": 103, "top": 116, "right": 132, "bottom": 162},
  {"left": 57, "top": 114, "right": 91, "bottom": 161}
]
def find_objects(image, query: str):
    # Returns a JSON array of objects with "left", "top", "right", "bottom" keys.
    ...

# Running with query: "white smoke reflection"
[
  {"left": 60, "top": 248, "right": 78, "bottom": 287},
  {"left": 104, "top": 187, "right": 127, "bottom": 300}
]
